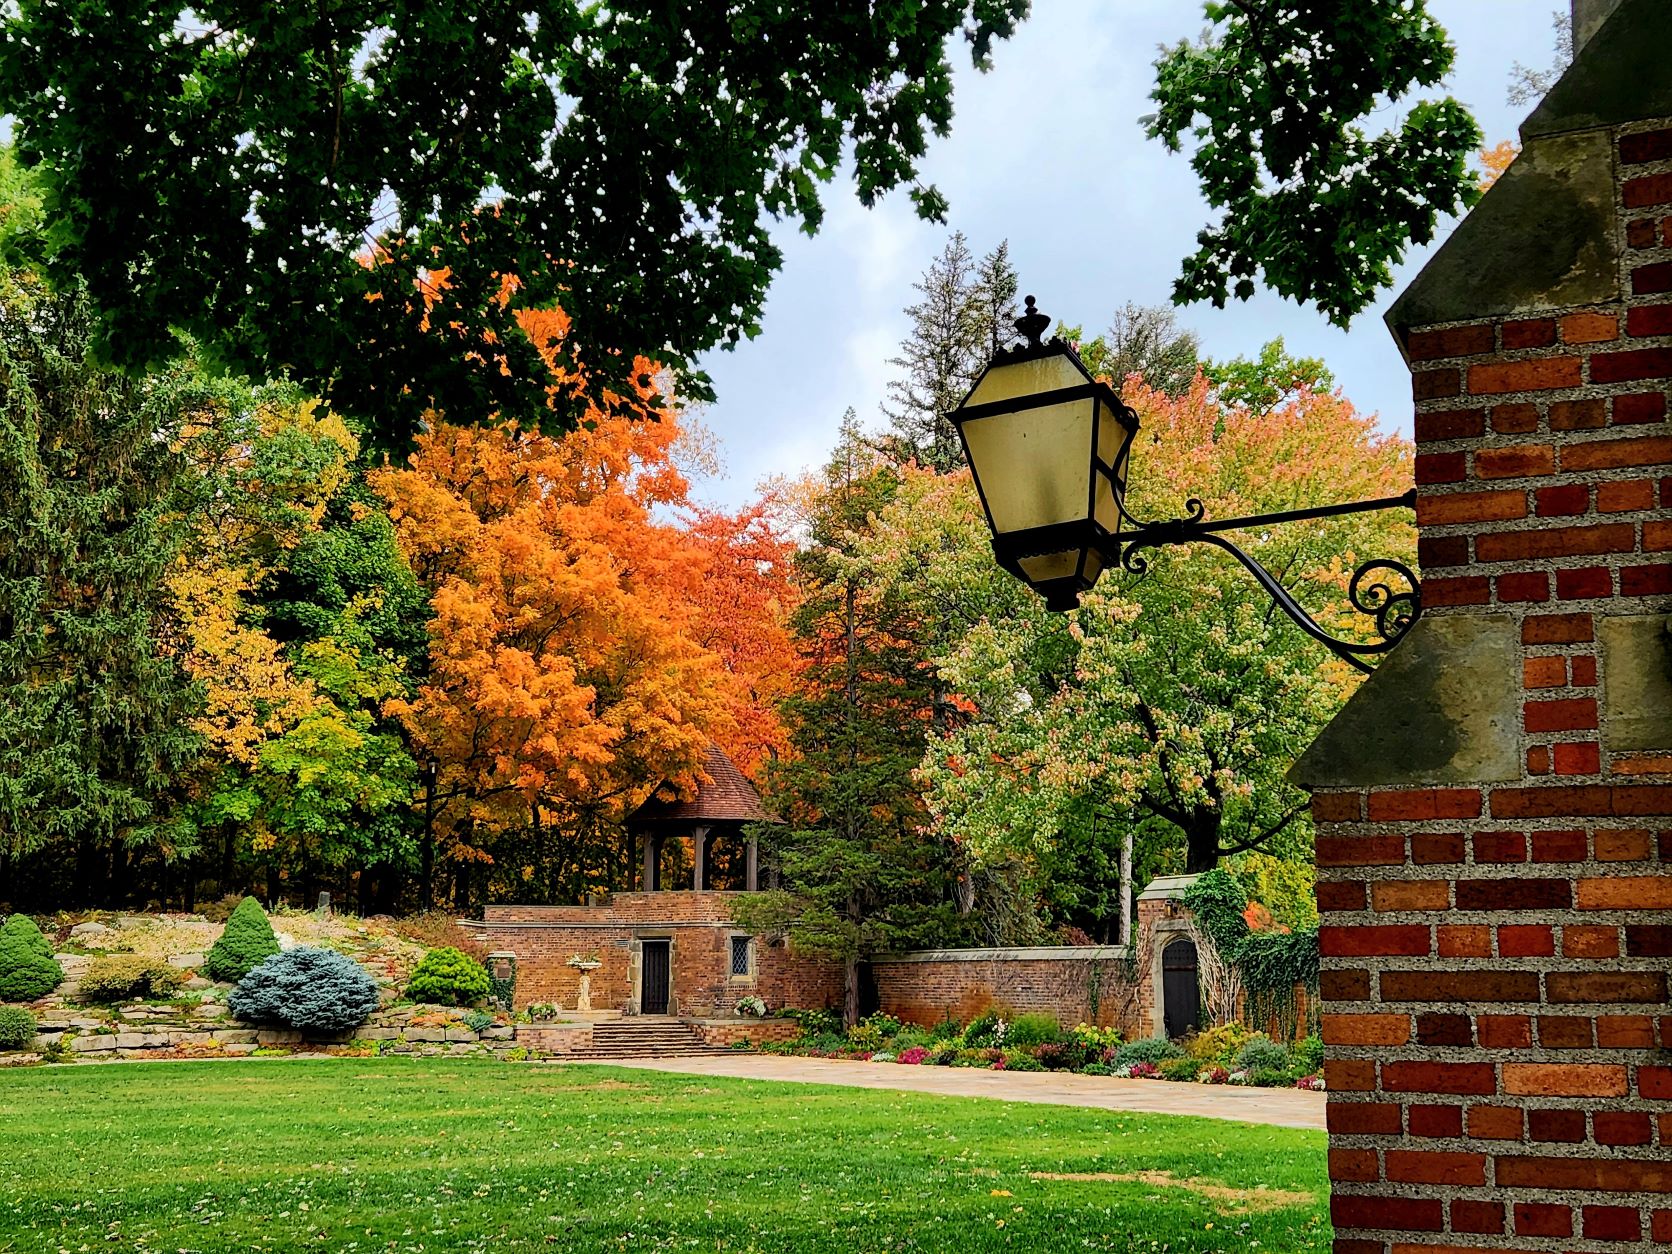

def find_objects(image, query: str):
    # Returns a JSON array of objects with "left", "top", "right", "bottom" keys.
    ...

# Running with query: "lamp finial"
[{"left": 1015, "top": 295, "right": 1050, "bottom": 350}]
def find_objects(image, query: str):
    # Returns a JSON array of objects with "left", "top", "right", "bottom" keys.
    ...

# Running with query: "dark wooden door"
[
  {"left": 1162, "top": 937, "right": 1200, "bottom": 1038},
  {"left": 641, "top": 940, "right": 670, "bottom": 1015}
]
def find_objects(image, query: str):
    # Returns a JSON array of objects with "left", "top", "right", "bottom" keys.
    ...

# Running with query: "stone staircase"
[{"left": 577, "top": 1017, "right": 743, "bottom": 1059}]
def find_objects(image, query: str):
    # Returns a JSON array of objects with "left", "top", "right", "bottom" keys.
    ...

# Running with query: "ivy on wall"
[{"left": 1183, "top": 868, "right": 1319, "bottom": 1041}]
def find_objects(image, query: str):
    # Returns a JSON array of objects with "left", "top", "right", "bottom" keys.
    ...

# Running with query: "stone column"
[
  {"left": 642, "top": 832, "right": 657, "bottom": 892},
  {"left": 692, "top": 826, "right": 709, "bottom": 891},
  {"left": 745, "top": 836, "right": 759, "bottom": 892}
]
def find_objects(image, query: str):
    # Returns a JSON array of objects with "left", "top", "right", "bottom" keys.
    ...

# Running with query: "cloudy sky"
[{"left": 687, "top": 0, "right": 1565, "bottom": 509}]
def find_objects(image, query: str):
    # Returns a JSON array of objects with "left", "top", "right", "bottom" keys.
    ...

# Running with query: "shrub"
[
  {"left": 961, "top": 1009, "right": 1006, "bottom": 1048},
  {"left": 78, "top": 956, "right": 183, "bottom": 1003},
  {"left": 1081, "top": 1062, "right": 1114, "bottom": 1076},
  {"left": 1292, "top": 1033, "right": 1324, "bottom": 1075},
  {"left": 892, "top": 1027, "right": 930, "bottom": 1052},
  {"left": 462, "top": 1009, "right": 495, "bottom": 1034},
  {"left": 950, "top": 1047, "right": 1002, "bottom": 1068},
  {"left": 405, "top": 946, "right": 490, "bottom": 1006},
  {"left": 203, "top": 897, "right": 281, "bottom": 983},
  {"left": 869, "top": 1051, "right": 896, "bottom": 1063},
  {"left": 1248, "top": 1066, "right": 1298, "bottom": 1088},
  {"left": 0, "top": 1006, "right": 37, "bottom": 1049},
  {"left": 926, "top": 1042, "right": 960, "bottom": 1066},
  {"left": 1235, "top": 1033, "right": 1291, "bottom": 1074},
  {"left": 896, "top": 1046, "right": 929, "bottom": 1065},
  {"left": 1005, "top": 1012, "right": 1062, "bottom": 1047},
  {"left": 1127, "top": 1061, "right": 1161, "bottom": 1079},
  {"left": 1201, "top": 1066, "right": 1231, "bottom": 1085},
  {"left": 1158, "top": 1057, "right": 1201, "bottom": 1082},
  {"left": 928, "top": 1014, "right": 962, "bottom": 1041},
  {"left": 781, "top": 1006, "right": 842, "bottom": 1037},
  {"left": 1001, "top": 1047, "right": 1046, "bottom": 1072},
  {"left": 734, "top": 994, "right": 768, "bottom": 1017},
  {"left": 1113, "top": 1036, "right": 1184, "bottom": 1068},
  {"left": 229, "top": 947, "right": 379, "bottom": 1033},
  {"left": 1069, "top": 1022, "right": 1123, "bottom": 1052},
  {"left": 1185, "top": 1020, "right": 1252, "bottom": 1064},
  {"left": 0, "top": 914, "right": 62, "bottom": 1001}
]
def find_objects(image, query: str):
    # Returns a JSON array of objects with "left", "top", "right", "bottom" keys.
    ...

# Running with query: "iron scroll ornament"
[{"left": 1116, "top": 488, "right": 1423, "bottom": 674}]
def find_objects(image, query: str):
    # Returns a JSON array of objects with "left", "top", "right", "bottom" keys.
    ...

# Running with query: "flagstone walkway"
[{"left": 581, "top": 1054, "right": 1327, "bottom": 1130}]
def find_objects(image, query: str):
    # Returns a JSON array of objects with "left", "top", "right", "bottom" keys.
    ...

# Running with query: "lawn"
[{"left": 0, "top": 1060, "right": 1329, "bottom": 1253}]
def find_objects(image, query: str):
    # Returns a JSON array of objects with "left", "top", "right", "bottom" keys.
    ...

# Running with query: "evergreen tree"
[
  {"left": 881, "top": 235, "right": 1020, "bottom": 472},
  {"left": 0, "top": 269, "right": 200, "bottom": 899},
  {"left": 0, "top": 913, "right": 62, "bottom": 1000},
  {"left": 735, "top": 415, "right": 959, "bottom": 1024},
  {"left": 1073, "top": 303, "right": 1203, "bottom": 396}
]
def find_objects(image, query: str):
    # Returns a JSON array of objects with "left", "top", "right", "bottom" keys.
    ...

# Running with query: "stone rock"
[
  {"left": 174, "top": 1032, "right": 213, "bottom": 1047},
  {"left": 1599, "top": 614, "right": 1672, "bottom": 752},
  {"left": 222, "top": 1043, "right": 256, "bottom": 1056},
  {"left": 168, "top": 953, "right": 205, "bottom": 969},
  {"left": 447, "top": 1042, "right": 477, "bottom": 1055},
  {"left": 71, "top": 1035, "right": 115, "bottom": 1052},
  {"left": 114, "top": 1033, "right": 148, "bottom": 1049},
  {"left": 216, "top": 1029, "right": 259, "bottom": 1044},
  {"left": 257, "top": 1029, "right": 302, "bottom": 1045},
  {"left": 445, "top": 1027, "right": 479, "bottom": 1042},
  {"left": 32, "top": 1032, "right": 63, "bottom": 1048},
  {"left": 183, "top": 976, "right": 212, "bottom": 990},
  {"left": 482, "top": 1025, "right": 514, "bottom": 1039},
  {"left": 404, "top": 1027, "right": 447, "bottom": 1043},
  {"left": 355, "top": 1027, "right": 400, "bottom": 1040},
  {"left": 70, "top": 922, "right": 110, "bottom": 937},
  {"left": 192, "top": 1005, "right": 226, "bottom": 1019},
  {"left": 68, "top": 1017, "right": 102, "bottom": 1029}
]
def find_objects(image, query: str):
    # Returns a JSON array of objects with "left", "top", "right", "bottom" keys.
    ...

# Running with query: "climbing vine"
[{"left": 1183, "top": 868, "right": 1319, "bottom": 1041}]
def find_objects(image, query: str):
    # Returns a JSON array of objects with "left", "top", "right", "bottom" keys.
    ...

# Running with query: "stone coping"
[
  {"left": 1135, "top": 873, "right": 1199, "bottom": 902},
  {"left": 876, "top": 945, "right": 1131, "bottom": 963}
]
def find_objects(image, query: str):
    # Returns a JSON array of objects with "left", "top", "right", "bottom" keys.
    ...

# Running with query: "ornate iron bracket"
[{"left": 1116, "top": 489, "right": 1421, "bottom": 673}]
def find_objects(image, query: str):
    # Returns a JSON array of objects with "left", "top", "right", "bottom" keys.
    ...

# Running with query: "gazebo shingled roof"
[{"left": 630, "top": 743, "right": 778, "bottom": 826}]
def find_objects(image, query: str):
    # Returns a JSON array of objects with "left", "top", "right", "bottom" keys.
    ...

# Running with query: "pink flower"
[{"left": 897, "top": 1046, "right": 929, "bottom": 1065}]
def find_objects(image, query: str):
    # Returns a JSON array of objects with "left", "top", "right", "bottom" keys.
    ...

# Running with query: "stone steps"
[{"left": 575, "top": 1018, "right": 743, "bottom": 1059}]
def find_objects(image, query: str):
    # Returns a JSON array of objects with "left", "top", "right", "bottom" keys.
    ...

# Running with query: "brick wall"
[
  {"left": 1307, "top": 102, "right": 1672, "bottom": 1253},
  {"left": 872, "top": 946, "right": 1145, "bottom": 1033}
]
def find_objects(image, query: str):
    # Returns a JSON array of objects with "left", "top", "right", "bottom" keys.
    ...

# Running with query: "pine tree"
[
  {"left": 203, "top": 896, "right": 281, "bottom": 983},
  {"left": 0, "top": 269, "right": 200, "bottom": 897},
  {"left": 881, "top": 235, "right": 1020, "bottom": 472}
]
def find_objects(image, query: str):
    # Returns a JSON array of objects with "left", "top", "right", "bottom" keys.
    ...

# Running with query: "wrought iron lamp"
[{"left": 951, "top": 296, "right": 1422, "bottom": 672}]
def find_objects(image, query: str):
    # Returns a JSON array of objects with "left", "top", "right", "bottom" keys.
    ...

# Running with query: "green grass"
[{"left": 0, "top": 1060, "right": 1329, "bottom": 1252}]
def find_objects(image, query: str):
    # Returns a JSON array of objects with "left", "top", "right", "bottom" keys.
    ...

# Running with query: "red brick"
[
  {"left": 1491, "top": 402, "right": 1540, "bottom": 433},
  {"left": 1415, "top": 489, "right": 1526, "bottom": 526},
  {"left": 1384, "top": 1149, "right": 1484, "bottom": 1185},
  {"left": 1316, "top": 880, "right": 1366, "bottom": 912},
  {"left": 1325, "top": 1058, "right": 1376, "bottom": 1091},
  {"left": 1437, "top": 925, "right": 1491, "bottom": 957},
  {"left": 1533, "top": 1015, "right": 1592, "bottom": 1048},
  {"left": 1457, "top": 877, "right": 1569, "bottom": 910},
  {"left": 1523, "top": 655, "right": 1566, "bottom": 688},
  {"left": 1534, "top": 482, "right": 1589, "bottom": 515},
  {"left": 1333, "top": 1242, "right": 1382, "bottom": 1254},
  {"left": 1562, "top": 311, "right": 1618, "bottom": 343},
  {"left": 1381, "top": 1061, "right": 1497, "bottom": 1095},
  {"left": 1411, "top": 833, "right": 1464, "bottom": 865},
  {"left": 1560, "top": 433, "right": 1672, "bottom": 469},
  {"left": 1321, "top": 969, "right": 1371, "bottom": 1001},
  {"left": 1594, "top": 828, "right": 1651, "bottom": 860},
  {"left": 1319, "top": 925, "right": 1430, "bottom": 957},
  {"left": 1467, "top": 1104, "right": 1523, "bottom": 1140},
  {"left": 1644, "top": 1066, "right": 1672, "bottom": 1099},
  {"left": 1499, "top": 924, "right": 1555, "bottom": 956},
  {"left": 1327, "top": 1100, "right": 1402, "bottom": 1135},
  {"left": 1414, "top": 369, "right": 1460, "bottom": 400},
  {"left": 1614, "top": 391, "right": 1667, "bottom": 424},
  {"left": 1490, "top": 784, "right": 1611, "bottom": 818},
  {"left": 1656, "top": 1210, "right": 1672, "bottom": 1243},
  {"left": 1499, "top": 1154, "right": 1672, "bottom": 1192},
  {"left": 1328, "top": 1148, "right": 1380, "bottom": 1182},
  {"left": 1623, "top": 563, "right": 1672, "bottom": 596},
  {"left": 1331, "top": 1195, "right": 1443, "bottom": 1233},
  {"left": 1521, "top": 612, "right": 1593, "bottom": 643},
  {"left": 1596, "top": 1014, "right": 1655, "bottom": 1046},
  {"left": 1316, "top": 835, "right": 1404, "bottom": 867},
  {"left": 1322, "top": 1013, "right": 1411, "bottom": 1046},
  {"left": 1422, "top": 575, "right": 1492, "bottom": 607},
  {"left": 1468, "top": 356, "right": 1582, "bottom": 394},
  {"left": 1649, "top": 519, "right": 1672, "bottom": 550},
  {"left": 1408, "top": 324, "right": 1495, "bottom": 360},
  {"left": 1415, "top": 451, "right": 1467, "bottom": 484},
  {"left": 1594, "top": 1112, "right": 1654, "bottom": 1146},
  {"left": 1414, "top": 1013, "right": 1471, "bottom": 1047},
  {"left": 1473, "top": 831, "right": 1528, "bottom": 863},
  {"left": 1577, "top": 875, "right": 1672, "bottom": 908},
  {"left": 1546, "top": 970, "right": 1668, "bottom": 1003},
  {"left": 1584, "top": 1206, "right": 1642, "bottom": 1242},
  {"left": 1417, "top": 534, "right": 1469, "bottom": 567},
  {"left": 1636, "top": 259, "right": 1672, "bottom": 294},
  {"left": 1476, "top": 1014, "right": 1531, "bottom": 1048},
  {"left": 1514, "top": 1202, "right": 1572, "bottom": 1237},
  {"left": 1527, "top": 1108, "right": 1586, "bottom": 1143},
  {"left": 1367, "top": 789, "right": 1481, "bottom": 822},
  {"left": 1597, "top": 479, "right": 1656, "bottom": 512},
  {"left": 1530, "top": 828, "right": 1587, "bottom": 861},
  {"left": 1501, "top": 318, "right": 1556, "bottom": 349},
  {"left": 1571, "top": 655, "right": 1597, "bottom": 686},
  {"left": 1626, "top": 302, "right": 1672, "bottom": 338},
  {"left": 1477, "top": 523, "right": 1634, "bottom": 562},
  {"left": 1621, "top": 128, "right": 1672, "bottom": 164},
  {"left": 1414, "top": 408, "right": 1485, "bottom": 441},
  {"left": 1449, "top": 1199, "right": 1504, "bottom": 1236},
  {"left": 1553, "top": 742, "right": 1602, "bottom": 774},
  {"left": 1556, "top": 566, "right": 1612, "bottom": 598},
  {"left": 1628, "top": 217, "right": 1659, "bottom": 248},
  {"left": 1625, "top": 172, "right": 1672, "bottom": 208},
  {"left": 1527, "top": 745, "right": 1551, "bottom": 775},
  {"left": 1370, "top": 880, "right": 1449, "bottom": 912},
  {"left": 1550, "top": 397, "right": 1606, "bottom": 430},
  {"left": 1495, "top": 571, "right": 1548, "bottom": 602},
  {"left": 1564, "top": 925, "right": 1620, "bottom": 957},
  {"left": 1311, "top": 792, "right": 1362, "bottom": 823},
  {"left": 1522, "top": 697, "right": 1598, "bottom": 733},
  {"left": 1380, "top": 971, "right": 1538, "bottom": 1003},
  {"left": 1626, "top": 924, "right": 1672, "bottom": 956}
]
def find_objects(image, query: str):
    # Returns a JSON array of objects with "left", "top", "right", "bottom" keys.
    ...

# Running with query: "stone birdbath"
[{"left": 566, "top": 956, "right": 603, "bottom": 1013}]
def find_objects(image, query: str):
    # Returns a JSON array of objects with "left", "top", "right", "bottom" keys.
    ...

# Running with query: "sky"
[{"left": 686, "top": 0, "right": 1566, "bottom": 509}]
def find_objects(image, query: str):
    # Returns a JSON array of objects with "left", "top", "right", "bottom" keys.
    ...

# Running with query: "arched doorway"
[{"left": 1162, "top": 937, "right": 1200, "bottom": 1038}]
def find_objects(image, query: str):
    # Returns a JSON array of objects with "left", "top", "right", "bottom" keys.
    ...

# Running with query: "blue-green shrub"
[
  {"left": 229, "top": 947, "right": 379, "bottom": 1033},
  {"left": 1113, "top": 1036, "right": 1185, "bottom": 1067},
  {"left": 1235, "top": 1034, "right": 1291, "bottom": 1073}
]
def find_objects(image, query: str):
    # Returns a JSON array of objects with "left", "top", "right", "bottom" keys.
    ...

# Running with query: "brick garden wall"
[
  {"left": 871, "top": 946, "right": 1144, "bottom": 1034},
  {"left": 1308, "top": 101, "right": 1672, "bottom": 1253}
]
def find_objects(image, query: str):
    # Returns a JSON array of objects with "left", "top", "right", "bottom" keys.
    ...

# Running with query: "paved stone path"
[{"left": 580, "top": 1054, "right": 1326, "bottom": 1130}]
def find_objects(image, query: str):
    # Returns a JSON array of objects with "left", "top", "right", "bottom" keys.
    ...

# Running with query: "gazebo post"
[
  {"left": 746, "top": 836, "right": 758, "bottom": 892},
  {"left": 692, "top": 826, "right": 709, "bottom": 891},
  {"left": 642, "top": 832, "right": 657, "bottom": 892}
]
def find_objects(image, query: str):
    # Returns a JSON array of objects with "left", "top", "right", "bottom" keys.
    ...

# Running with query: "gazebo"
[{"left": 629, "top": 743, "right": 777, "bottom": 892}]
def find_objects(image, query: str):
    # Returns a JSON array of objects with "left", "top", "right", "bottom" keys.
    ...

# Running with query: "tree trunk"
[
  {"left": 265, "top": 863, "right": 281, "bottom": 908},
  {"left": 1184, "top": 810, "right": 1223, "bottom": 874},
  {"left": 843, "top": 952, "right": 860, "bottom": 1030},
  {"left": 220, "top": 829, "right": 237, "bottom": 898}
]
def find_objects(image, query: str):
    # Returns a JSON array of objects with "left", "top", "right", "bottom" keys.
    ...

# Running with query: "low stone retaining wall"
[{"left": 512, "top": 1023, "right": 593, "bottom": 1054}]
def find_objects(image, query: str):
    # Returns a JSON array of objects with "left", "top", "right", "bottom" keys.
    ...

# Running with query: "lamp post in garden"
[{"left": 950, "top": 297, "right": 1423, "bottom": 672}]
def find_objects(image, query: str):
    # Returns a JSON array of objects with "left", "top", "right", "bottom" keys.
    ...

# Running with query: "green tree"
[
  {"left": 1148, "top": 0, "right": 1482, "bottom": 325},
  {"left": 1070, "top": 303, "right": 1202, "bottom": 396},
  {"left": 1203, "top": 337, "right": 1335, "bottom": 414},
  {"left": 0, "top": 913, "right": 62, "bottom": 1000},
  {"left": 202, "top": 896, "right": 281, "bottom": 983},
  {"left": 0, "top": 270, "right": 201, "bottom": 900},
  {"left": 734, "top": 416, "right": 959, "bottom": 1024}
]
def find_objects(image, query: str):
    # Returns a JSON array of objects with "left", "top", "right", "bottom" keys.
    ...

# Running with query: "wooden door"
[
  {"left": 640, "top": 940, "right": 670, "bottom": 1015},
  {"left": 1162, "top": 937, "right": 1200, "bottom": 1038}
]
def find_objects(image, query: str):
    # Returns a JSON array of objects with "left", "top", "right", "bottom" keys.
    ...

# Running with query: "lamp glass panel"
[
  {"left": 964, "top": 352, "right": 1088, "bottom": 408},
  {"left": 1093, "top": 469, "right": 1119, "bottom": 534},
  {"left": 1017, "top": 550, "right": 1084, "bottom": 583},
  {"left": 962, "top": 397, "right": 1094, "bottom": 534}
]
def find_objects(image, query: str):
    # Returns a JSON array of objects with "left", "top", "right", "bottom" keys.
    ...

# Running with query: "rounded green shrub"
[
  {"left": 405, "top": 946, "right": 490, "bottom": 1006},
  {"left": 1158, "top": 1056, "right": 1202, "bottom": 1082},
  {"left": 0, "top": 914, "right": 63, "bottom": 1001},
  {"left": 1292, "top": 1033, "right": 1324, "bottom": 1075},
  {"left": 0, "top": 1006, "right": 37, "bottom": 1049},
  {"left": 1235, "top": 1033, "right": 1291, "bottom": 1074},
  {"left": 1113, "top": 1035, "right": 1185, "bottom": 1067},
  {"left": 229, "top": 947, "right": 379, "bottom": 1033},
  {"left": 78, "top": 955, "right": 184, "bottom": 1003},
  {"left": 1005, "top": 1012, "right": 1063, "bottom": 1047},
  {"left": 203, "top": 897, "right": 281, "bottom": 982}
]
